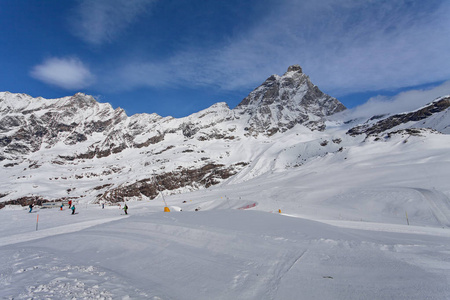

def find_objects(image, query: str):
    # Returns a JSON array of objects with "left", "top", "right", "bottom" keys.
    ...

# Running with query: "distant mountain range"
[{"left": 0, "top": 65, "right": 449, "bottom": 208}]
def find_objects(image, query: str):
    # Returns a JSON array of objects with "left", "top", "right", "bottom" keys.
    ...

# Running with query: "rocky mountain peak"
[
  {"left": 235, "top": 65, "right": 346, "bottom": 133},
  {"left": 68, "top": 93, "right": 98, "bottom": 108},
  {"left": 0, "top": 70, "right": 449, "bottom": 208},
  {"left": 286, "top": 64, "right": 303, "bottom": 73}
]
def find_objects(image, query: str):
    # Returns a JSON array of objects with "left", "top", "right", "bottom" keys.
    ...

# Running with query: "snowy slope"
[
  {"left": 346, "top": 96, "right": 450, "bottom": 136},
  {"left": 1, "top": 66, "right": 450, "bottom": 299},
  {"left": 1, "top": 176, "right": 449, "bottom": 299},
  {"left": 1, "top": 69, "right": 449, "bottom": 209},
  {"left": 0, "top": 66, "right": 348, "bottom": 206}
]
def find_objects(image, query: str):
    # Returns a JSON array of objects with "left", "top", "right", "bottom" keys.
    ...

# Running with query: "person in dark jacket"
[{"left": 123, "top": 203, "right": 128, "bottom": 215}]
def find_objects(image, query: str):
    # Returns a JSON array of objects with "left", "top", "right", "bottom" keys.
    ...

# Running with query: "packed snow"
[
  {"left": 1, "top": 129, "right": 450, "bottom": 299},
  {"left": 1, "top": 91, "right": 449, "bottom": 299}
]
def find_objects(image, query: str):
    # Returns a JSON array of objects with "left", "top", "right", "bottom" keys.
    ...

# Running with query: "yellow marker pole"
[
  {"left": 160, "top": 192, "right": 170, "bottom": 212},
  {"left": 274, "top": 198, "right": 281, "bottom": 214},
  {"left": 153, "top": 175, "right": 170, "bottom": 212}
]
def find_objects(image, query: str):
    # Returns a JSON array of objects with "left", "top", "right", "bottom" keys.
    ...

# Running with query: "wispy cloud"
[
  {"left": 338, "top": 81, "right": 450, "bottom": 120},
  {"left": 30, "top": 57, "right": 95, "bottom": 90},
  {"left": 218, "top": 0, "right": 450, "bottom": 94},
  {"left": 69, "top": 0, "right": 156, "bottom": 45},
  {"left": 293, "top": 0, "right": 450, "bottom": 96},
  {"left": 106, "top": 0, "right": 450, "bottom": 97}
]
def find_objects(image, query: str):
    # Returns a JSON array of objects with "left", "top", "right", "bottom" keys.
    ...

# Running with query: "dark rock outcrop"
[{"left": 348, "top": 97, "right": 450, "bottom": 136}]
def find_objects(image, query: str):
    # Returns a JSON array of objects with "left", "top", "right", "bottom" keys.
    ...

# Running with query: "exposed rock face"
[
  {"left": 236, "top": 65, "right": 346, "bottom": 133},
  {"left": 347, "top": 97, "right": 450, "bottom": 136},
  {"left": 2, "top": 66, "right": 446, "bottom": 207},
  {"left": 287, "top": 65, "right": 302, "bottom": 73},
  {"left": 0, "top": 67, "right": 346, "bottom": 162},
  {"left": 0, "top": 92, "right": 128, "bottom": 161},
  {"left": 97, "top": 162, "right": 248, "bottom": 203}
]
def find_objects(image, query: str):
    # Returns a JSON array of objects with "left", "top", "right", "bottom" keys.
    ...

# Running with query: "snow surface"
[
  {"left": 1, "top": 92, "right": 450, "bottom": 299},
  {"left": 1, "top": 144, "right": 450, "bottom": 299}
]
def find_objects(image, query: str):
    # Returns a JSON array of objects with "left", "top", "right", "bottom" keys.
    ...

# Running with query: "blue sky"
[{"left": 1, "top": 0, "right": 450, "bottom": 118}]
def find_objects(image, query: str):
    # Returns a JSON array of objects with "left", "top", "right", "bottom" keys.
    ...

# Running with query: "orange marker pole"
[{"left": 36, "top": 214, "right": 39, "bottom": 231}]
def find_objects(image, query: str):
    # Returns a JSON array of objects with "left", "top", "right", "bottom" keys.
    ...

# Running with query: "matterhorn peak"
[
  {"left": 286, "top": 64, "right": 303, "bottom": 73},
  {"left": 235, "top": 65, "right": 346, "bottom": 133}
]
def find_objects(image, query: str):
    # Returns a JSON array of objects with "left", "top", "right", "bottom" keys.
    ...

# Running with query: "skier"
[
  {"left": 60, "top": 203, "right": 64, "bottom": 211},
  {"left": 29, "top": 203, "right": 34, "bottom": 213},
  {"left": 71, "top": 205, "right": 76, "bottom": 215},
  {"left": 123, "top": 203, "right": 128, "bottom": 215},
  {"left": 68, "top": 200, "right": 72, "bottom": 207}
]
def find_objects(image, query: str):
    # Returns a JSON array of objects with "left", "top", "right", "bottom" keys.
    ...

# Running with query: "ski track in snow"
[
  {"left": 1, "top": 209, "right": 449, "bottom": 299},
  {"left": 0, "top": 216, "right": 125, "bottom": 247},
  {"left": 265, "top": 249, "right": 308, "bottom": 299},
  {"left": 0, "top": 249, "right": 150, "bottom": 300},
  {"left": 413, "top": 188, "right": 450, "bottom": 227},
  {"left": 315, "top": 219, "right": 450, "bottom": 237}
]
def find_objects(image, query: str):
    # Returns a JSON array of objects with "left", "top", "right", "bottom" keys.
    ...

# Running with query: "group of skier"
[
  {"left": 63, "top": 200, "right": 76, "bottom": 214},
  {"left": 119, "top": 203, "right": 128, "bottom": 214},
  {"left": 29, "top": 202, "right": 76, "bottom": 214},
  {"left": 27, "top": 201, "right": 128, "bottom": 215},
  {"left": 68, "top": 200, "right": 75, "bottom": 214}
]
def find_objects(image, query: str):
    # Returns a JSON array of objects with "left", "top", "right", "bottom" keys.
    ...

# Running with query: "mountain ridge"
[{"left": 0, "top": 66, "right": 449, "bottom": 208}]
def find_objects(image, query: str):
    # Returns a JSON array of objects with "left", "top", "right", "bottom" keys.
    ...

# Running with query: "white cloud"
[
  {"left": 108, "top": 0, "right": 450, "bottom": 97},
  {"left": 299, "top": 0, "right": 450, "bottom": 96},
  {"left": 224, "top": 0, "right": 450, "bottom": 95},
  {"left": 30, "top": 57, "right": 95, "bottom": 90},
  {"left": 340, "top": 81, "right": 450, "bottom": 120},
  {"left": 69, "top": 0, "right": 156, "bottom": 45}
]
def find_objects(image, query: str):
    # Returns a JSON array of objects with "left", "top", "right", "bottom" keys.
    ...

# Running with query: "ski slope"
[{"left": 1, "top": 179, "right": 449, "bottom": 299}]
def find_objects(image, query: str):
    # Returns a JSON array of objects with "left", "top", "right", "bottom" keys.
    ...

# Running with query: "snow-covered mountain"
[
  {"left": 0, "top": 65, "right": 449, "bottom": 209},
  {"left": 347, "top": 96, "right": 450, "bottom": 136},
  {"left": 1, "top": 66, "right": 450, "bottom": 299},
  {"left": 236, "top": 65, "right": 346, "bottom": 133}
]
